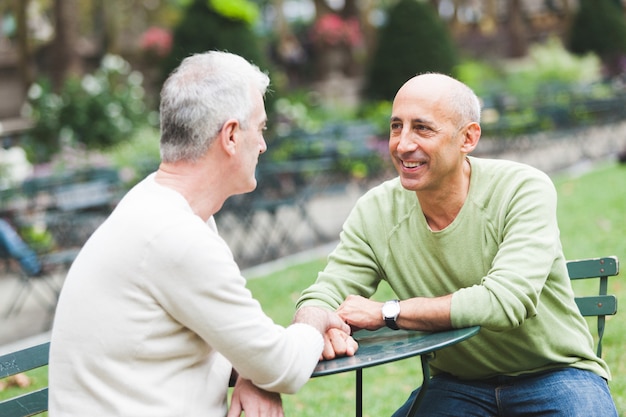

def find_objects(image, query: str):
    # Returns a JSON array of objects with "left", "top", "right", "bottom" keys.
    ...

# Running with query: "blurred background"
[{"left": 1, "top": 0, "right": 626, "bottom": 268}]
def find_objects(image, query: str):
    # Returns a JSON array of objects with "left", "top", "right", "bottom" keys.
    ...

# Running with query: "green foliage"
[
  {"left": 209, "top": 0, "right": 259, "bottom": 25},
  {"left": 453, "top": 38, "right": 623, "bottom": 136},
  {"left": 503, "top": 37, "right": 603, "bottom": 100},
  {"left": 456, "top": 38, "right": 602, "bottom": 101},
  {"left": 18, "top": 224, "right": 55, "bottom": 254},
  {"left": 364, "top": 0, "right": 458, "bottom": 101},
  {"left": 454, "top": 59, "right": 505, "bottom": 98},
  {"left": 359, "top": 100, "right": 393, "bottom": 136},
  {"left": 107, "top": 126, "right": 161, "bottom": 188},
  {"left": 264, "top": 92, "right": 388, "bottom": 180},
  {"left": 567, "top": 0, "right": 626, "bottom": 77},
  {"left": 23, "top": 55, "right": 147, "bottom": 163},
  {"left": 160, "top": 0, "right": 266, "bottom": 85}
]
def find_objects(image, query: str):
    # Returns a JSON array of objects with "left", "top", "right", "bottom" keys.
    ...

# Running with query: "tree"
[
  {"left": 13, "top": 0, "right": 34, "bottom": 95},
  {"left": 364, "top": 0, "right": 458, "bottom": 101},
  {"left": 567, "top": 0, "right": 626, "bottom": 78},
  {"left": 49, "top": 0, "right": 82, "bottom": 91},
  {"left": 159, "top": 0, "right": 265, "bottom": 84},
  {"left": 506, "top": 0, "right": 528, "bottom": 58}
]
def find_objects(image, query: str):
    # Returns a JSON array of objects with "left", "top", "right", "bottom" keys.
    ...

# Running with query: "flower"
[
  {"left": 139, "top": 27, "right": 173, "bottom": 58},
  {"left": 310, "top": 14, "right": 363, "bottom": 48}
]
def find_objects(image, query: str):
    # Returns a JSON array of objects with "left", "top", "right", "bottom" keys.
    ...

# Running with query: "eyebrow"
[{"left": 389, "top": 116, "right": 433, "bottom": 125}]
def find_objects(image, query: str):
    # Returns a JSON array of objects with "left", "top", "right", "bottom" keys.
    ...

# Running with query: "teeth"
[{"left": 403, "top": 161, "right": 423, "bottom": 168}]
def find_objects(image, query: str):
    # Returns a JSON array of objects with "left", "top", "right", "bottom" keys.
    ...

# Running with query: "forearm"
[
  {"left": 337, "top": 294, "right": 453, "bottom": 332},
  {"left": 397, "top": 295, "right": 452, "bottom": 331}
]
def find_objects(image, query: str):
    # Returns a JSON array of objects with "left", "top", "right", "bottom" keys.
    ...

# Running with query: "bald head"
[{"left": 395, "top": 73, "right": 481, "bottom": 126}]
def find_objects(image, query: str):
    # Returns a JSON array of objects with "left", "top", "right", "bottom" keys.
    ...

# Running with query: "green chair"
[
  {"left": 0, "top": 342, "right": 50, "bottom": 417},
  {"left": 567, "top": 256, "right": 619, "bottom": 357}
]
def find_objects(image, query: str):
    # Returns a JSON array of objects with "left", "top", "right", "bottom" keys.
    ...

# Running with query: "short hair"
[
  {"left": 159, "top": 51, "right": 270, "bottom": 163},
  {"left": 410, "top": 73, "right": 481, "bottom": 126},
  {"left": 446, "top": 76, "right": 481, "bottom": 126}
]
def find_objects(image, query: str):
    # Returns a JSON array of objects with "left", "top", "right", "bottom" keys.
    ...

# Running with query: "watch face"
[{"left": 382, "top": 300, "right": 400, "bottom": 318}]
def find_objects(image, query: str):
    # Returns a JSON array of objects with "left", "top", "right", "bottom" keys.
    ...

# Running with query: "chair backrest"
[
  {"left": 0, "top": 342, "right": 50, "bottom": 417},
  {"left": 567, "top": 256, "right": 619, "bottom": 358}
]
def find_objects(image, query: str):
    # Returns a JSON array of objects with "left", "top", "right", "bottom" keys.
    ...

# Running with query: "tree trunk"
[
  {"left": 50, "top": 0, "right": 82, "bottom": 91},
  {"left": 507, "top": 0, "right": 528, "bottom": 58},
  {"left": 13, "top": 0, "right": 34, "bottom": 94}
]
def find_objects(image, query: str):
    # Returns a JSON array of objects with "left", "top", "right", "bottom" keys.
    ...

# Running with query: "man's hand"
[
  {"left": 228, "top": 377, "right": 283, "bottom": 417},
  {"left": 321, "top": 328, "right": 358, "bottom": 360},
  {"left": 293, "top": 306, "right": 358, "bottom": 360},
  {"left": 336, "top": 295, "right": 384, "bottom": 331},
  {"left": 293, "top": 306, "right": 352, "bottom": 337}
]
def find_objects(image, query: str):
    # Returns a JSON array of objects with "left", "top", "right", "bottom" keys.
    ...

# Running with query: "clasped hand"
[{"left": 321, "top": 294, "right": 383, "bottom": 361}]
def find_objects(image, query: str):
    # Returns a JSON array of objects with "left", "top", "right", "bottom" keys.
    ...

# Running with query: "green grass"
[{"left": 1, "top": 161, "right": 624, "bottom": 416}]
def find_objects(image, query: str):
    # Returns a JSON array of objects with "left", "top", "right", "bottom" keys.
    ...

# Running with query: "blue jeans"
[
  {"left": 391, "top": 368, "right": 618, "bottom": 417},
  {"left": 0, "top": 219, "right": 41, "bottom": 276}
]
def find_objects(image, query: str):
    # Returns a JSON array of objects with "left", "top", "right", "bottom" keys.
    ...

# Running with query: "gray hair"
[
  {"left": 159, "top": 51, "right": 270, "bottom": 162},
  {"left": 412, "top": 72, "right": 482, "bottom": 126},
  {"left": 447, "top": 77, "right": 482, "bottom": 126}
]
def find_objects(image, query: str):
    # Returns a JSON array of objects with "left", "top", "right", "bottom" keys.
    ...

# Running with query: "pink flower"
[
  {"left": 140, "top": 27, "right": 173, "bottom": 58},
  {"left": 310, "top": 14, "right": 363, "bottom": 48}
]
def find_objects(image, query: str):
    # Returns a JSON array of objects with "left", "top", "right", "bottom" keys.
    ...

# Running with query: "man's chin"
[{"left": 399, "top": 176, "right": 424, "bottom": 192}]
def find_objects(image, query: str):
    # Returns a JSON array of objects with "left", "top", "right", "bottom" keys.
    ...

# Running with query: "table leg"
[
  {"left": 406, "top": 354, "right": 433, "bottom": 417},
  {"left": 356, "top": 368, "right": 362, "bottom": 417}
]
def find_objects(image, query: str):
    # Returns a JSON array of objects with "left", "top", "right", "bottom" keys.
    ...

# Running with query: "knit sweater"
[
  {"left": 50, "top": 174, "right": 323, "bottom": 417},
  {"left": 298, "top": 156, "right": 610, "bottom": 380}
]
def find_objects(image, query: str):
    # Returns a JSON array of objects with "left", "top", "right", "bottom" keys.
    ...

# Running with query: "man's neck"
[
  {"left": 155, "top": 159, "right": 227, "bottom": 222},
  {"left": 417, "top": 158, "right": 471, "bottom": 232}
]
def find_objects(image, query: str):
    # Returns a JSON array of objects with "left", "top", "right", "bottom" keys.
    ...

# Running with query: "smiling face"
[{"left": 389, "top": 75, "right": 478, "bottom": 194}]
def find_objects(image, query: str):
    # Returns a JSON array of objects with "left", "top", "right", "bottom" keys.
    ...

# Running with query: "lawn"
[{"left": 1, "top": 161, "right": 624, "bottom": 416}]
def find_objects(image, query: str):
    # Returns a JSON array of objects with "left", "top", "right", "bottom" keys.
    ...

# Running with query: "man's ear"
[
  {"left": 218, "top": 119, "right": 239, "bottom": 156},
  {"left": 461, "top": 122, "right": 481, "bottom": 153}
]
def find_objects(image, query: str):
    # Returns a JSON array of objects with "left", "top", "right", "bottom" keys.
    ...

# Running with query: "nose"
[
  {"left": 259, "top": 136, "right": 267, "bottom": 154},
  {"left": 394, "top": 128, "right": 418, "bottom": 154}
]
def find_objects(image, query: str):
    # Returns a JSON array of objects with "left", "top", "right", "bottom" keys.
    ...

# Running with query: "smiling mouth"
[{"left": 402, "top": 160, "right": 425, "bottom": 168}]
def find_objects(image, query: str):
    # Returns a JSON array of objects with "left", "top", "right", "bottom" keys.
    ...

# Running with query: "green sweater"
[{"left": 298, "top": 156, "right": 610, "bottom": 380}]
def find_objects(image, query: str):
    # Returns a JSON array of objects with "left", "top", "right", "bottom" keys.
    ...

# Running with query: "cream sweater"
[{"left": 50, "top": 174, "right": 323, "bottom": 417}]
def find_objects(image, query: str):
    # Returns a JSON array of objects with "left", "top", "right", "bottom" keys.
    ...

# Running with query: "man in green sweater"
[{"left": 296, "top": 73, "right": 618, "bottom": 416}]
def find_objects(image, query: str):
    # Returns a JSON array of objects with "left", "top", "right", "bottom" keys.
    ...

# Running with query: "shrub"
[
  {"left": 364, "top": 0, "right": 458, "bottom": 101},
  {"left": 159, "top": 0, "right": 265, "bottom": 84},
  {"left": 107, "top": 126, "right": 161, "bottom": 188},
  {"left": 23, "top": 55, "right": 148, "bottom": 163},
  {"left": 568, "top": 0, "right": 626, "bottom": 78}
]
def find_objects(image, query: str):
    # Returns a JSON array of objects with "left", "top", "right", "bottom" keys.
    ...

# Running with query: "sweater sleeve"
[
  {"left": 450, "top": 167, "right": 565, "bottom": 330},
  {"left": 144, "top": 218, "right": 324, "bottom": 394},
  {"left": 297, "top": 193, "right": 384, "bottom": 311}
]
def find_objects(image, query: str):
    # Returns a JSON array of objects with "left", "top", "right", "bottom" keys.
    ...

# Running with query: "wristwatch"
[{"left": 382, "top": 299, "right": 400, "bottom": 330}]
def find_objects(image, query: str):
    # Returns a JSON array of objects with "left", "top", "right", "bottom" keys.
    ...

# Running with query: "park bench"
[
  {"left": 0, "top": 255, "right": 619, "bottom": 416},
  {"left": 8, "top": 168, "right": 122, "bottom": 249}
]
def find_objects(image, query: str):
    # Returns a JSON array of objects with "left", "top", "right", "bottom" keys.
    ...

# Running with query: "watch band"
[{"left": 384, "top": 316, "right": 399, "bottom": 330}]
